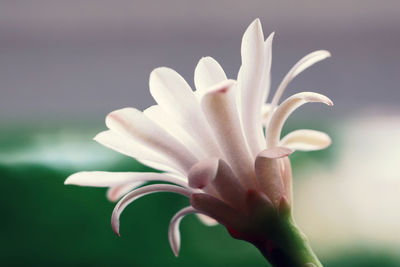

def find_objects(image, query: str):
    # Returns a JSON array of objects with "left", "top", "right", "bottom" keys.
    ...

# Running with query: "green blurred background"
[{"left": 1, "top": 0, "right": 400, "bottom": 266}]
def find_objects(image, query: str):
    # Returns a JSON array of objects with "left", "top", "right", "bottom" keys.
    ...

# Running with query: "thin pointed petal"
[
  {"left": 266, "top": 92, "right": 333, "bottom": 148},
  {"left": 200, "top": 80, "right": 256, "bottom": 189},
  {"left": 196, "top": 214, "right": 218, "bottom": 226},
  {"left": 106, "top": 108, "right": 198, "bottom": 173},
  {"left": 238, "top": 19, "right": 272, "bottom": 155},
  {"left": 271, "top": 50, "right": 331, "bottom": 106},
  {"left": 149, "top": 67, "right": 222, "bottom": 158},
  {"left": 280, "top": 129, "right": 332, "bottom": 151},
  {"left": 168, "top": 206, "right": 202, "bottom": 257},
  {"left": 94, "top": 130, "right": 185, "bottom": 174},
  {"left": 65, "top": 171, "right": 188, "bottom": 188},
  {"left": 255, "top": 147, "right": 293, "bottom": 205},
  {"left": 194, "top": 57, "right": 227, "bottom": 92},
  {"left": 112, "top": 184, "right": 192, "bottom": 236},
  {"left": 107, "top": 182, "right": 144, "bottom": 202}
]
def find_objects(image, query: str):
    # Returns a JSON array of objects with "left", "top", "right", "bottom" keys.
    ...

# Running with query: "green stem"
[{"left": 254, "top": 216, "right": 322, "bottom": 267}]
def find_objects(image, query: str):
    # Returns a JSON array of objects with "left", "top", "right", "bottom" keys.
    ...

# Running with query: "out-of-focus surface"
[
  {"left": 1, "top": 1, "right": 400, "bottom": 266},
  {"left": 1, "top": 0, "right": 399, "bottom": 120}
]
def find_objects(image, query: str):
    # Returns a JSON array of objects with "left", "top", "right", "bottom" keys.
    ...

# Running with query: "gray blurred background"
[{"left": 1, "top": 0, "right": 399, "bottom": 121}]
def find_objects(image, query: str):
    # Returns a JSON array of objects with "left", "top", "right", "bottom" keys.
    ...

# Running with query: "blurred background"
[{"left": 1, "top": 0, "right": 400, "bottom": 266}]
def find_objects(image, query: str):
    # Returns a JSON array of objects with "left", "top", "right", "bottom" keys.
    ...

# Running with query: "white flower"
[{"left": 65, "top": 18, "right": 333, "bottom": 257}]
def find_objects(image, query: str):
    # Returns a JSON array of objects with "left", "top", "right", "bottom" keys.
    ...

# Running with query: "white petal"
[
  {"left": 200, "top": 80, "right": 257, "bottom": 189},
  {"left": 168, "top": 206, "right": 203, "bottom": 257},
  {"left": 261, "top": 104, "right": 273, "bottom": 126},
  {"left": 238, "top": 19, "right": 273, "bottom": 156},
  {"left": 94, "top": 130, "right": 185, "bottom": 174},
  {"left": 106, "top": 108, "right": 198, "bottom": 174},
  {"left": 144, "top": 105, "right": 206, "bottom": 159},
  {"left": 195, "top": 214, "right": 218, "bottom": 226},
  {"left": 149, "top": 67, "right": 222, "bottom": 158},
  {"left": 280, "top": 129, "right": 332, "bottom": 151},
  {"left": 194, "top": 57, "right": 227, "bottom": 92},
  {"left": 112, "top": 184, "right": 192, "bottom": 236},
  {"left": 266, "top": 92, "right": 333, "bottom": 148},
  {"left": 271, "top": 50, "right": 331, "bottom": 106},
  {"left": 107, "top": 182, "right": 144, "bottom": 202},
  {"left": 65, "top": 171, "right": 188, "bottom": 188}
]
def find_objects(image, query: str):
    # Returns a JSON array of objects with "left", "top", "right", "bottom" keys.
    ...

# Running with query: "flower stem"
[{"left": 254, "top": 216, "right": 322, "bottom": 267}]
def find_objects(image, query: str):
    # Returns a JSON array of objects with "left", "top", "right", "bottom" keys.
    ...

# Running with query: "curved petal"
[
  {"left": 196, "top": 214, "right": 218, "bottom": 226},
  {"left": 112, "top": 184, "right": 192, "bottom": 236},
  {"left": 107, "top": 182, "right": 144, "bottom": 202},
  {"left": 94, "top": 130, "right": 185, "bottom": 174},
  {"left": 200, "top": 80, "right": 257, "bottom": 189},
  {"left": 65, "top": 171, "right": 188, "bottom": 188},
  {"left": 255, "top": 147, "right": 293, "bottom": 206},
  {"left": 266, "top": 92, "right": 333, "bottom": 148},
  {"left": 237, "top": 19, "right": 272, "bottom": 156},
  {"left": 194, "top": 57, "right": 227, "bottom": 92},
  {"left": 106, "top": 108, "right": 198, "bottom": 173},
  {"left": 144, "top": 105, "right": 206, "bottom": 158},
  {"left": 261, "top": 103, "right": 273, "bottom": 126},
  {"left": 168, "top": 206, "right": 205, "bottom": 257},
  {"left": 271, "top": 50, "right": 331, "bottom": 106},
  {"left": 149, "top": 67, "right": 222, "bottom": 158},
  {"left": 280, "top": 129, "right": 332, "bottom": 151}
]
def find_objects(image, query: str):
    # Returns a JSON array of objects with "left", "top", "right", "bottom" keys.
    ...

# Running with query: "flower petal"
[
  {"left": 280, "top": 157, "right": 293, "bottom": 205},
  {"left": 238, "top": 19, "right": 272, "bottom": 155},
  {"left": 65, "top": 171, "right": 188, "bottom": 188},
  {"left": 168, "top": 206, "right": 204, "bottom": 257},
  {"left": 94, "top": 130, "right": 185, "bottom": 174},
  {"left": 271, "top": 50, "right": 331, "bottom": 106},
  {"left": 200, "top": 80, "right": 257, "bottom": 189},
  {"left": 266, "top": 92, "right": 333, "bottom": 148},
  {"left": 107, "top": 182, "right": 144, "bottom": 202},
  {"left": 112, "top": 184, "right": 192, "bottom": 236},
  {"left": 188, "top": 158, "right": 246, "bottom": 212},
  {"left": 255, "top": 147, "right": 293, "bottom": 206},
  {"left": 106, "top": 108, "right": 198, "bottom": 173},
  {"left": 194, "top": 57, "right": 227, "bottom": 92},
  {"left": 280, "top": 129, "right": 332, "bottom": 151},
  {"left": 196, "top": 214, "right": 218, "bottom": 226},
  {"left": 144, "top": 105, "right": 206, "bottom": 158},
  {"left": 190, "top": 193, "right": 245, "bottom": 230},
  {"left": 149, "top": 67, "right": 222, "bottom": 158}
]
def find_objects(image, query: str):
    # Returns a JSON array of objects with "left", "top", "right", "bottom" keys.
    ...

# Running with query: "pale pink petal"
[
  {"left": 112, "top": 184, "right": 192, "bottom": 236},
  {"left": 94, "top": 130, "right": 185, "bottom": 174},
  {"left": 200, "top": 80, "right": 257, "bottom": 189},
  {"left": 261, "top": 104, "right": 273, "bottom": 126},
  {"left": 194, "top": 57, "right": 227, "bottom": 92},
  {"left": 280, "top": 129, "right": 332, "bottom": 151},
  {"left": 168, "top": 206, "right": 204, "bottom": 257},
  {"left": 107, "top": 182, "right": 144, "bottom": 202},
  {"left": 106, "top": 108, "right": 198, "bottom": 173},
  {"left": 271, "top": 50, "right": 331, "bottom": 106},
  {"left": 266, "top": 92, "right": 333, "bottom": 148},
  {"left": 188, "top": 158, "right": 246, "bottom": 212},
  {"left": 238, "top": 19, "right": 272, "bottom": 156},
  {"left": 280, "top": 157, "right": 293, "bottom": 205},
  {"left": 190, "top": 193, "right": 245, "bottom": 230},
  {"left": 149, "top": 67, "right": 223, "bottom": 158},
  {"left": 195, "top": 214, "right": 218, "bottom": 226},
  {"left": 65, "top": 171, "right": 188, "bottom": 188},
  {"left": 144, "top": 105, "right": 206, "bottom": 158},
  {"left": 255, "top": 147, "right": 293, "bottom": 206}
]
